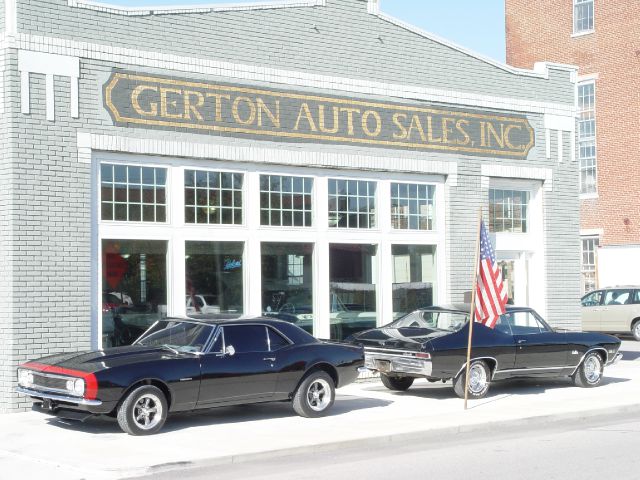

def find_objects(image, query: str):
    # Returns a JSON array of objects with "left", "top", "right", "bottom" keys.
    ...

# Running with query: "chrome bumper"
[
  {"left": 16, "top": 387, "right": 102, "bottom": 406},
  {"left": 364, "top": 348, "right": 432, "bottom": 376},
  {"left": 607, "top": 352, "right": 623, "bottom": 366}
]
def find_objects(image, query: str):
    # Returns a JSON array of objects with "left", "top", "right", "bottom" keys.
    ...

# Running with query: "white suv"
[{"left": 581, "top": 287, "right": 640, "bottom": 340}]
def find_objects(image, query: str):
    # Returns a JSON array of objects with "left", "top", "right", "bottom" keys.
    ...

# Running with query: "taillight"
[{"left": 416, "top": 352, "right": 431, "bottom": 359}]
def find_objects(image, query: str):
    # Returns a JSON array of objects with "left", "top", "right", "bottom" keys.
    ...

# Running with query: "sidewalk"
[{"left": 1, "top": 346, "right": 639, "bottom": 480}]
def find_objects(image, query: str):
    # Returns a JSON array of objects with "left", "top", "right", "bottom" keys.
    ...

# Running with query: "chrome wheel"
[
  {"left": 633, "top": 322, "right": 640, "bottom": 341},
  {"left": 306, "top": 378, "right": 332, "bottom": 412},
  {"left": 468, "top": 363, "right": 488, "bottom": 395},
  {"left": 132, "top": 393, "right": 164, "bottom": 430},
  {"left": 584, "top": 354, "right": 602, "bottom": 384}
]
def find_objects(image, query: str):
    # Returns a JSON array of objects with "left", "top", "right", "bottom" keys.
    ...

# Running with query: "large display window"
[
  {"left": 185, "top": 241, "right": 244, "bottom": 316},
  {"left": 101, "top": 239, "right": 167, "bottom": 347},
  {"left": 392, "top": 244, "right": 436, "bottom": 317},
  {"left": 329, "top": 244, "right": 378, "bottom": 340},
  {"left": 261, "top": 242, "right": 313, "bottom": 333}
]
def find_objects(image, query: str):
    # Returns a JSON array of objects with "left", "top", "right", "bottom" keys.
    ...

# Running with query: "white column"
[
  {"left": 169, "top": 166, "right": 186, "bottom": 317},
  {"left": 377, "top": 179, "right": 392, "bottom": 326},
  {"left": 246, "top": 171, "right": 263, "bottom": 316},
  {"left": 314, "top": 176, "right": 330, "bottom": 339}
]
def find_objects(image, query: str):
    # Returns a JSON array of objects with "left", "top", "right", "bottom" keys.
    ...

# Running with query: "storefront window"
[
  {"left": 260, "top": 175, "right": 313, "bottom": 227},
  {"left": 391, "top": 183, "right": 434, "bottom": 230},
  {"left": 328, "top": 179, "right": 376, "bottom": 229},
  {"left": 261, "top": 243, "right": 313, "bottom": 334},
  {"left": 489, "top": 189, "right": 529, "bottom": 233},
  {"left": 185, "top": 241, "right": 244, "bottom": 316},
  {"left": 392, "top": 245, "right": 436, "bottom": 318},
  {"left": 102, "top": 239, "right": 167, "bottom": 347},
  {"left": 184, "top": 169, "right": 243, "bottom": 225},
  {"left": 101, "top": 164, "right": 167, "bottom": 222},
  {"left": 329, "top": 244, "right": 377, "bottom": 340}
]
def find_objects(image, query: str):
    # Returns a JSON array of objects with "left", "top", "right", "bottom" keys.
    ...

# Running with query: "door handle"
[
  {"left": 517, "top": 339, "right": 527, "bottom": 345},
  {"left": 263, "top": 357, "right": 276, "bottom": 362}
]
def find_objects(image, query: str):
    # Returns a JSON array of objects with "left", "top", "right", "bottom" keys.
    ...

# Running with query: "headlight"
[
  {"left": 66, "top": 378, "right": 85, "bottom": 396},
  {"left": 17, "top": 369, "right": 34, "bottom": 388}
]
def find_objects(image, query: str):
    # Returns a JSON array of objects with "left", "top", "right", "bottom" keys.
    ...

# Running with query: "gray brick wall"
[
  {"left": 0, "top": 0, "right": 580, "bottom": 411},
  {"left": 16, "top": 0, "right": 573, "bottom": 105}
]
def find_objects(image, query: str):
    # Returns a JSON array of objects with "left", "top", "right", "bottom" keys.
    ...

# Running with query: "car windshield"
[
  {"left": 388, "top": 310, "right": 468, "bottom": 332},
  {"left": 135, "top": 320, "right": 214, "bottom": 353}
]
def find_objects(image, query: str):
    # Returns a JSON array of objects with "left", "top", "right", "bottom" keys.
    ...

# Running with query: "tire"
[
  {"left": 380, "top": 374, "right": 414, "bottom": 391},
  {"left": 632, "top": 320, "right": 640, "bottom": 342},
  {"left": 573, "top": 351, "right": 604, "bottom": 388},
  {"left": 453, "top": 360, "right": 491, "bottom": 399},
  {"left": 117, "top": 385, "right": 168, "bottom": 435},
  {"left": 292, "top": 371, "right": 335, "bottom": 418}
]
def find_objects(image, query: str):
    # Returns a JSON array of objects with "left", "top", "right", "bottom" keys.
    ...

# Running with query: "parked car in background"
[
  {"left": 186, "top": 294, "right": 221, "bottom": 314},
  {"left": 16, "top": 317, "right": 364, "bottom": 435},
  {"left": 581, "top": 287, "right": 640, "bottom": 341},
  {"left": 349, "top": 305, "right": 622, "bottom": 399}
]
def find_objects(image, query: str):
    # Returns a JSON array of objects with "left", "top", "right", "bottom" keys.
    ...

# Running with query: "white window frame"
[
  {"left": 573, "top": 0, "right": 594, "bottom": 36},
  {"left": 577, "top": 80, "right": 597, "bottom": 196},
  {"left": 581, "top": 235, "right": 599, "bottom": 294},
  {"left": 95, "top": 152, "right": 447, "bottom": 345}
]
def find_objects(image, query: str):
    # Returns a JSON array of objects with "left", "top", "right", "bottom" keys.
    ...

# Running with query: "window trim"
[
  {"left": 390, "top": 181, "right": 436, "bottom": 231},
  {"left": 258, "top": 173, "right": 314, "bottom": 228},
  {"left": 184, "top": 168, "right": 245, "bottom": 226},
  {"left": 573, "top": 0, "right": 594, "bottom": 35},
  {"left": 577, "top": 80, "right": 597, "bottom": 196}
]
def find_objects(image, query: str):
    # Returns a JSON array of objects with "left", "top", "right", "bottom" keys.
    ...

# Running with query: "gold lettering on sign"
[
  {"left": 294, "top": 103, "right": 318, "bottom": 132},
  {"left": 441, "top": 117, "right": 455, "bottom": 145},
  {"left": 160, "top": 87, "right": 183, "bottom": 119},
  {"left": 504, "top": 124, "right": 524, "bottom": 150},
  {"left": 318, "top": 105, "right": 340, "bottom": 134},
  {"left": 392, "top": 113, "right": 408, "bottom": 140},
  {"left": 426, "top": 116, "right": 441, "bottom": 143},
  {"left": 184, "top": 90, "right": 204, "bottom": 121},
  {"left": 455, "top": 119, "right": 471, "bottom": 146},
  {"left": 486, "top": 122, "right": 505, "bottom": 148},
  {"left": 407, "top": 115, "right": 427, "bottom": 142},
  {"left": 340, "top": 107, "right": 361, "bottom": 136},
  {"left": 131, "top": 85, "right": 158, "bottom": 116},
  {"left": 361, "top": 110, "right": 382, "bottom": 137},
  {"left": 206, "top": 93, "right": 231, "bottom": 122},
  {"left": 256, "top": 98, "right": 280, "bottom": 128},
  {"left": 232, "top": 96, "right": 256, "bottom": 126}
]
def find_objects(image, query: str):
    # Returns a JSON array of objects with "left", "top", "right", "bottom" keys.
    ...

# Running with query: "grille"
[{"left": 32, "top": 373, "right": 71, "bottom": 394}]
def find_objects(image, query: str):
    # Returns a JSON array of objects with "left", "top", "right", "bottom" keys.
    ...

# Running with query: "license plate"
[{"left": 376, "top": 360, "right": 391, "bottom": 373}]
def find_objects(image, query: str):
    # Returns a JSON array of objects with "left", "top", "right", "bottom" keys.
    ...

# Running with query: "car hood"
[
  {"left": 22, "top": 346, "right": 181, "bottom": 374},
  {"left": 351, "top": 327, "right": 450, "bottom": 351}
]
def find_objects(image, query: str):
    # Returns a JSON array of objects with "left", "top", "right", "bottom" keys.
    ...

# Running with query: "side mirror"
[{"left": 225, "top": 345, "right": 236, "bottom": 357}]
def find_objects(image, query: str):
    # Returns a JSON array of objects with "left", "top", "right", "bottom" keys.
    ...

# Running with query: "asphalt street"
[{"left": 140, "top": 411, "right": 640, "bottom": 480}]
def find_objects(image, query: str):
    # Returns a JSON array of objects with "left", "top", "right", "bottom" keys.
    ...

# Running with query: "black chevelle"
[
  {"left": 16, "top": 317, "right": 364, "bottom": 435},
  {"left": 350, "top": 305, "right": 622, "bottom": 399}
]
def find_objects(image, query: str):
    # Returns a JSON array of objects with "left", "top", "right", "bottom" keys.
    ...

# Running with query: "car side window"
[
  {"left": 581, "top": 290, "right": 602, "bottom": 307},
  {"left": 222, "top": 325, "right": 269, "bottom": 353},
  {"left": 209, "top": 330, "right": 223, "bottom": 353},
  {"left": 510, "top": 311, "right": 548, "bottom": 335},
  {"left": 267, "top": 327, "right": 290, "bottom": 351},
  {"left": 603, "top": 289, "right": 631, "bottom": 306},
  {"left": 494, "top": 315, "right": 513, "bottom": 335},
  {"left": 634, "top": 290, "right": 640, "bottom": 305}
]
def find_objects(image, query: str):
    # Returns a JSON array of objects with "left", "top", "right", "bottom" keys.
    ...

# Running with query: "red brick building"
[{"left": 506, "top": 0, "right": 640, "bottom": 293}]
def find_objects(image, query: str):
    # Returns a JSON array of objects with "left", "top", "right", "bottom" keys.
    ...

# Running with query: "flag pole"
[{"left": 464, "top": 209, "right": 483, "bottom": 410}]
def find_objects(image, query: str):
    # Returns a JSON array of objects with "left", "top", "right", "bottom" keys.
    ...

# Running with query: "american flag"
[{"left": 474, "top": 220, "right": 507, "bottom": 328}]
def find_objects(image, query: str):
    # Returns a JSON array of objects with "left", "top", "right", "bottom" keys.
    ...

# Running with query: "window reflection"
[
  {"left": 261, "top": 243, "right": 313, "bottom": 334},
  {"left": 102, "top": 240, "right": 168, "bottom": 347},
  {"left": 185, "top": 241, "right": 244, "bottom": 316},
  {"left": 329, "top": 244, "right": 377, "bottom": 340},
  {"left": 392, "top": 245, "right": 436, "bottom": 318}
]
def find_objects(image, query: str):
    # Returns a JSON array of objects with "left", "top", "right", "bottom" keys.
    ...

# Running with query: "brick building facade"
[
  {"left": 0, "top": 0, "right": 578, "bottom": 412},
  {"left": 506, "top": 0, "right": 640, "bottom": 292}
]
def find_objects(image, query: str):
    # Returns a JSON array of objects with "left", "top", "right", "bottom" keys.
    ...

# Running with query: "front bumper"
[
  {"left": 364, "top": 347, "right": 432, "bottom": 376},
  {"left": 16, "top": 386, "right": 102, "bottom": 407},
  {"left": 607, "top": 352, "right": 623, "bottom": 366}
]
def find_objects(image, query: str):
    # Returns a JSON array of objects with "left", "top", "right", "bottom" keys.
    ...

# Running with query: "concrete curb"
[{"left": 132, "top": 402, "right": 640, "bottom": 478}]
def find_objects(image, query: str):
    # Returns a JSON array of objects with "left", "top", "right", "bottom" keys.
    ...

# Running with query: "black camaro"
[
  {"left": 16, "top": 317, "right": 364, "bottom": 435},
  {"left": 350, "top": 305, "right": 622, "bottom": 399}
]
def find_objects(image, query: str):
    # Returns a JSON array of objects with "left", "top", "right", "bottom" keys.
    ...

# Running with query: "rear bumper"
[
  {"left": 364, "top": 348, "right": 432, "bottom": 377},
  {"left": 607, "top": 352, "right": 623, "bottom": 366}
]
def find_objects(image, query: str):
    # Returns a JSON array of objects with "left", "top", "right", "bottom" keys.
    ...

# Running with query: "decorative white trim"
[
  {"left": 534, "top": 62, "right": 579, "bottom": 83},
  {"left": 571, "top": 30, "right": 595, "bottom": 38},
  {"left": 4, "top": 0, "right": 17, "bottom": 36},
  {"left": 577, "top": 73, "right": 599, "bottom": 82},
  {"left": 543, "top": 114, "right": 576, "bottom": 132},
  {"left": 580, "top": 192, "right": 599, "bottom": 200},
  {"left": 18, "top": 50, "right": 80, "bottom": 120},
  {"left": 367, "top": 0, "right": 379, "bottom": 14},
  {"left": 557, "top": 130, "right": 563, "bottom": 163},
  {"left": 5, "top": 33, "right": 576, "bottom": 117},
  {"left": 68, "top": 0, "right": 325, "bottom": 16},
  {"left": 545, "top": 129, "right": 551, "bottom": 159},
  {"left": 580, "top": 229, "right": 603, "bottom": 237},
  {"left": 481, "top": 164, "right": 553, "bottom": 192},
  {"left": 77, "top": 131, "right": 458, "bottom": 178}
]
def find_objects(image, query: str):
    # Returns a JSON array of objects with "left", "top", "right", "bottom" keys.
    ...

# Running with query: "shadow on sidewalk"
[{"left": 44, "top": 395, "right": 392, "bottom": 435}]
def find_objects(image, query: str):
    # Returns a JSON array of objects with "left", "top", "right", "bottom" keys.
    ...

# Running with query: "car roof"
[
  {"left": 162, "top": 314, "right": 298, "bottom": 329},
  {"left": 415, "top": 304, "right": 532, "bottom": 314}
]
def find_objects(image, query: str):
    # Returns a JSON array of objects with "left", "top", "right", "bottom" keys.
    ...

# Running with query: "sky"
[{"left": 102, "top": 0, "right": 506, "bottom": 62}]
